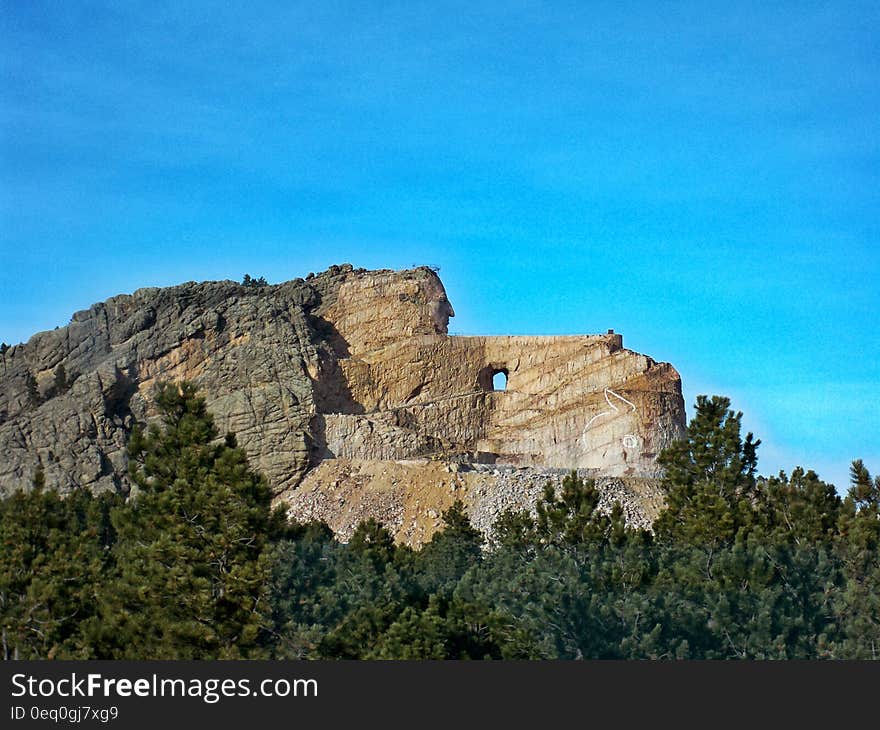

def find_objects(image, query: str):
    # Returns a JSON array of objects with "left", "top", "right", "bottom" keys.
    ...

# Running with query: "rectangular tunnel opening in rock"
[
  {"left": 492, "top": 369, "right": 508, "bottom": 391},
  {"left": 478, "top": 364, "right": 510, "bottom": 392}
]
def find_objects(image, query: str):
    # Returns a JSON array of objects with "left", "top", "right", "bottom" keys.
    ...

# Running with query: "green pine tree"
[
  {"left": 25, "top": 371, "right": 41, "bottom": 407},
  {"left": 655, "top": 395, "right": 761, "bottom": 544},
  {"left": 90, "top": 381, "right": 277, "bottom": 658},
  {"left": 0, "top": 484, "right": 118, "bottom": 659},
  {"left": 831, "top": 460, "right": 880, "bottom": 658}
]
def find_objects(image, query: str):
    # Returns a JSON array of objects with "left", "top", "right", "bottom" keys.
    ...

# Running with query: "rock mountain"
[{"left": 0, "top": 264, "right": 686, "bottom": 544}]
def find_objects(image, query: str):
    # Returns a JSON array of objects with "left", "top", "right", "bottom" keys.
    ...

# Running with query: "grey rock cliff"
[{"left": 0, "top": 266, "right": 354, "bottom": 495}]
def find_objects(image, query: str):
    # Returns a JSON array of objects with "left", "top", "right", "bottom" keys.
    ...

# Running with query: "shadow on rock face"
[{"left": 308, "top": 314, "right": 365, "bottom": 417}]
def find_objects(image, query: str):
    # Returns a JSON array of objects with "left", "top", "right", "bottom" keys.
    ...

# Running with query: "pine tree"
[
  {"left": 52, "top": 364, "right": 70, "bottom": 396},
  {"left": 0, "top": 484, "right": 118, "bottom": 659},
  {"left": 269, "top": 521, "right": 339, "bottom": 658},
  {"left": 241, "top": 274, "right": 267, "bottom": 288},
  {"left": 416, "top": 501, "right": 483, "bottom": 597},
  {"left": 25, "top": 371, "right": 41, "bottom": 407},
  {"left": 535, "top": 471, "right": 608, "bottom": 546},
  {"left": 655, "top": 395, "right": 761, "bottom": 544},
  {"left": 757, "top": 467, "right": 840, "bottom": 545},
  {"left": 831, "top": 460, "right": 880, "bottom": 658},
  {"left": 314, "top": 518, "right": 410, "bottom": 658},
  {"left": 92, "top": 382, "right": 276, "bottom": 658},
  {"left": 367, "top": 602, "right": 448, "bottom": 659}
]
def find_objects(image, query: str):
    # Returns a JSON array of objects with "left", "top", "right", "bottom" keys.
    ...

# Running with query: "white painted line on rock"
[{"left": 581, "top": 388, "right": 637, "bottom": 444}]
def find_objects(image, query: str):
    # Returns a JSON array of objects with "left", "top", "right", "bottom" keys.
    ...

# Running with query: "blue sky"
[{"left": 1, "top": 1, "right": 877, "bottom": 489}]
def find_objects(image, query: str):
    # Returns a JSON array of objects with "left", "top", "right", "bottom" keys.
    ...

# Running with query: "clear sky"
[{"left": 1, "top": 1, "right": 877, "bottom": 490}]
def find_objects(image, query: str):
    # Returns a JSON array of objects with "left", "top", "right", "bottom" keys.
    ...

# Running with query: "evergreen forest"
[{"left": 2, "top": 383, "right": 878, "bottom": 660}]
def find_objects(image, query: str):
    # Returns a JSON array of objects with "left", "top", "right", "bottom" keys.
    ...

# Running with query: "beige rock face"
[
  {"left": 0, "top": 263, "right": 684, "bottom": 544},
  {"left": 284, "top": 265, "right": 685, "bottom": 544},
  {"left": 307, "top": 267, "right": 685, "bottom": 478}
]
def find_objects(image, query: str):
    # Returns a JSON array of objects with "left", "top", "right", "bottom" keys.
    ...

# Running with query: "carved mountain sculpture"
[{"left": 0, "top": 264, "right": 685, "bottom": 543}]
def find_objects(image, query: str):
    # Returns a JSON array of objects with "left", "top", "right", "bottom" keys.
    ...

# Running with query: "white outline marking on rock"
[
  {"left": 622, "top": 434, "right": 639, "bottom": 448},
  {"left": 581, "top": 388, "right": 637, "bottom": 444}
]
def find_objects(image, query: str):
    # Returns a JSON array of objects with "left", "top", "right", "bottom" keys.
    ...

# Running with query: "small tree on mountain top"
[{"left": 241, "top": 274, "right": 267, "bottom": 288}]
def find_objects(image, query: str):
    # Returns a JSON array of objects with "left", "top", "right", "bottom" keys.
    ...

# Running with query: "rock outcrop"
[{"left": 0, "top": 264, "right": 685, "bottom": 543}]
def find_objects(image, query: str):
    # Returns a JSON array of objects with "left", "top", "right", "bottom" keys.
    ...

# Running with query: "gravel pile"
[
  {"left": 283, "top": 459, "right": 667, "bottom": 547},
  {"left": 464, "top": 465, "right": 665, "bottom": 540}
]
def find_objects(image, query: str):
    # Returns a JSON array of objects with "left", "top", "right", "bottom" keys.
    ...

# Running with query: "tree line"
[{"left": 1, "top": 385, "right": 878, "bottom": 659}]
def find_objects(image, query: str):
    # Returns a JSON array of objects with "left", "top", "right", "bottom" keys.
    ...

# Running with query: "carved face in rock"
[{"left": 424, "top": 276, "right": 455, "bottom": 333}]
